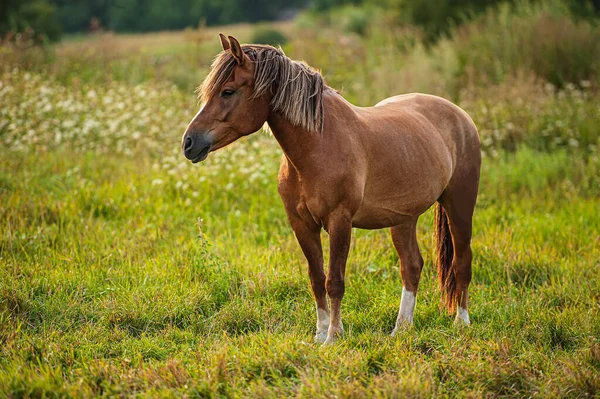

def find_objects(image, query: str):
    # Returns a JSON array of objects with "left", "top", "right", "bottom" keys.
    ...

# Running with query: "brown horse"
[{"left": 182, "top": 34, "right": 481, "bottom": 344}]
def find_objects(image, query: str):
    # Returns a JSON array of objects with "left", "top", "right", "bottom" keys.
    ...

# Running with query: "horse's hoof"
[
  {"left": 454, "top": 307, "right": 471, "bottom": 327},
  {"left": 322, "top": 328, "right": 344, "bottom": 346},
  {"left": 390, "top": 327, "right": 404, "bottom": 337},
  {"left": 454, "top": 318, "right": 471, "bottom": 327},
  {"left": 314, "top": 330, "right": 328, "bottom": 344},
  {"left": 391, "top": 319, "right": 413, "bottom": 336}
]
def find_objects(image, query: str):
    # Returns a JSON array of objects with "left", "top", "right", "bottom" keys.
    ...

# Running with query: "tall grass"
[
  {"left": 449, "top": 0, "right": 600, "bottom": 88},
  {"left": 292, "top": 0, "right": 600, "bottom": 100},
  {"left": 0, "top": 22, "right": 292, "bottom": 91}
]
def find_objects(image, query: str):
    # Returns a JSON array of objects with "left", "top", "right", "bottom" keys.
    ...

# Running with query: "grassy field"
[{"left": 1, "top": 6, "right": 600, "bottom": 397}]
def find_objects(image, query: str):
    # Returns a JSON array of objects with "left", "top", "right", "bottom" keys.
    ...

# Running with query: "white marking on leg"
[
  {"left": 317, "top": 308, "right": 330, "bottom": 331},
  {"left": 314, "top": 307, "right": 330, "bottom": 343},
  {"left": 323, "top": 304, "right": 344, "bottom": 345},
  {"left": 455, "top": 306, "right": 471, "bottom": 326},
  {"left": 392, "top": 287, "right": 415, "bottom": 335},
  {"left": 399, "top": 287, "right": 416, "bottom": 323}
]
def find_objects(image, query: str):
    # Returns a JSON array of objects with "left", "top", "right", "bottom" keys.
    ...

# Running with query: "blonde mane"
[{"left": 198, "top": 44, "right": 326, "bottom": 133}]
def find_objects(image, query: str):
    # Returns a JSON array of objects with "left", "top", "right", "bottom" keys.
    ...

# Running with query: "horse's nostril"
[{"left": 184, "top": 136, "right": 193, "bottom": 152}]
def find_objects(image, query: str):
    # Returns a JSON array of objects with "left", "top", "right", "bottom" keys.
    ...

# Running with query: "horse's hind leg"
[
  {"left": 390, "top": 217, "right": 423, "bottom": 335},
  {"left": 439, "top": 171, "right": 479, "bottom": 325}
]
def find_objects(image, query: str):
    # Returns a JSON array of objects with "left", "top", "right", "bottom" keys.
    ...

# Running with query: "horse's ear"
[
  {"left": 228, "top": 35, "right": 245, "bottom": 66},
  {"left": 219, "top": 33, "right": 230, "bottom": 51}
]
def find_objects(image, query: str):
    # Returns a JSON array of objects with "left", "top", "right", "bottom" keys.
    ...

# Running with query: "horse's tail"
[{"left": 435, "top": 203, "right": 456, "bottom": 314}]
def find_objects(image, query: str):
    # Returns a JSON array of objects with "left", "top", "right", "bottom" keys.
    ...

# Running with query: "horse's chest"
[
  {"left": 290, "top": 180, "right": 355, "bottom": 228},
  {"left": 279, "top": 174, "right": 332, "bottom": 228},
  {"left": 297, "top": 190, "right": 334, "bottom": 227}
]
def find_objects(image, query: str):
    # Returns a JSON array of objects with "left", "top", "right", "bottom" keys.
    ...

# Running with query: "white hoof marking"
[
  {"left": 398, "top": 288, "right": 416, "bottom": 322},
  {"left": 393, "top": 288, "right": 416, "bottom": 334},
  {"left": 315, "top": 307, "right": 330, "bottom": 343},
  {"left": 455, "top": 306, "right": 471, "bottom": 326},
  {"left": 314, "top": 330, "right": 328, "bottom": 344}
]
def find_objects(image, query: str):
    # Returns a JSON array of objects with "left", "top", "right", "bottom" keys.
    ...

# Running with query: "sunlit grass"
[{"left": 1, "top": 141, "right": 599, "bottom": 397}]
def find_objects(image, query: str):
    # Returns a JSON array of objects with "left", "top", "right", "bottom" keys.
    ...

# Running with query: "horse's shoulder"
[{"left": 277, "top": 155, "right": 300, "bottom": 193}]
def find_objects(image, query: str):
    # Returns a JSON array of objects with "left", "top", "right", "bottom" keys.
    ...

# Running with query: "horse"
[{"left": 182, "top": 34, "right": 481, "bottom": 345}]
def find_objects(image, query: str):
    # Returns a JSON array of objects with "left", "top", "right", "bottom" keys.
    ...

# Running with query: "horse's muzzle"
[{"left": 183, "top": 134, "right": 211, "bottom": 163}]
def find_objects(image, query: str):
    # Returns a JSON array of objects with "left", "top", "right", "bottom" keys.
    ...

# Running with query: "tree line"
[
  {"left": 1, "top": 0, "right": 598, "bottom": 42},
  {"left": 0, "top": 0, "right": 308, "bottom": 41}
]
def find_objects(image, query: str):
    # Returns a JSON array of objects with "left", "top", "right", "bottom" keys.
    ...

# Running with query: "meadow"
[{"left": 1, "top": 2, "right": 600, "bottom": 397}]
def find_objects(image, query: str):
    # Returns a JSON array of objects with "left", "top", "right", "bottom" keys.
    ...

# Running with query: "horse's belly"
[
  {"left": 351, "top": 200, "right": 429, "bottom": 229},
  {"left": 351, "top": 209, "right": 415, "bottom": 229},
  {"left": 351, "top": 183, "right": 441, "bottom": 229}
]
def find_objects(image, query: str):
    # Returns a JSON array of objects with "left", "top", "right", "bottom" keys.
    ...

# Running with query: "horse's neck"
[
  {"left": 267, "top": 91, "right": 357, "bottom": 172},
  {"left": 267, "top": 112, "right": 315, "bottom": 171}
]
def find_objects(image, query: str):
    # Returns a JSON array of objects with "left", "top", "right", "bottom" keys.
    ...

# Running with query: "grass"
[
  {"left": 1, "top": 6, "right": 600, "bottom": 396},
  {"left": 2, "top": 146, "right": 600, "bottom": 397},
  {"left": 1, "top": 69, "right": 599, "bottom": 397}
]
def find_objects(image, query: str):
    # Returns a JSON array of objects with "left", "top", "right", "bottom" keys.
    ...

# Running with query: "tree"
[{"left": 1, "top": 0, "right": 61, "bottom": 41}]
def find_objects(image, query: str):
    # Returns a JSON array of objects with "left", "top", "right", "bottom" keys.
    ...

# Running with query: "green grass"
[
  {"left": 1, "top": 135, "right": 599, "bottom": 397},
  {"left": 1, "top": 81, "right": 600, "bottom": 397}
]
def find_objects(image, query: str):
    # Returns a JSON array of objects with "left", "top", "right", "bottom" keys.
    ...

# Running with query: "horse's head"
[{"left": 182, "top": 34, "right": 271, "bottom": 163}]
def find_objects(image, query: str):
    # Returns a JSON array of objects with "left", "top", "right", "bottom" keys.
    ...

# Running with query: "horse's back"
[
  {"left": 374, "top": 93, "right": 420, "bottom": 108},
  {"left": 371, "top": 93, "right": 480, "bottom": 172}
]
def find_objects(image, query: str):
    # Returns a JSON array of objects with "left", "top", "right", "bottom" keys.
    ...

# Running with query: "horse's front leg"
[
  {"left": 324, "top": 212, "right": 352, "bottom": 345},
  {"left": 288, "top": 214, "right": 329, "bottom": 343}
]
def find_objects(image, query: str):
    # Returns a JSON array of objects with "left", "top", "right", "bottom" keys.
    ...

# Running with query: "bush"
[
  {"left": 528, "top": 13, "right": 600, "bottom": 88},
  {"left": 250, "top": 27, "right": 288, "bottom": 46},
  {"left": 331, "top": 5, "right": 374, "bottom": 36},
  {"left": 398, "top": 0, "right": 503, "bottom": 42},
  {"left": 1, "top": 0, "right": 61, "bottom": 42},
  {"left": 447, "top": 0, "right": 600, "bottom": 88}
]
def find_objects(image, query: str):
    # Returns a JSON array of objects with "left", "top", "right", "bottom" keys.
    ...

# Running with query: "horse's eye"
[{"left": 221, "top": 89, "right": 235, "bottom": 98}]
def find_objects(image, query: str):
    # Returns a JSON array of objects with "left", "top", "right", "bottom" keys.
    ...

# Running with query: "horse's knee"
[
  {"left": 325, "top": 278, "right": 345, "bottom": 299},
  {"left": 309, "top": 272, "right": 326, "bottom": 293}
]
